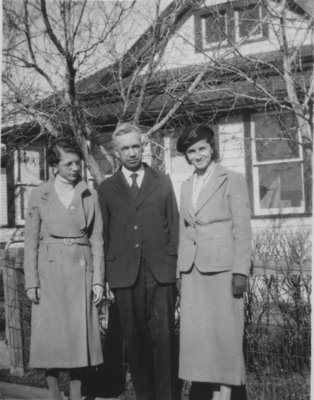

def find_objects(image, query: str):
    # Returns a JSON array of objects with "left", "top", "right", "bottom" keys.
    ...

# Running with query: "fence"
[
  {"left": 1, "top": 247, "right": 30, "bottom": 376},
  {"left": 244, "top": 273, "right": 311, "bottom": 400},
  {"left": 0, "top": 247, "right": 311, "bottom": 400}
]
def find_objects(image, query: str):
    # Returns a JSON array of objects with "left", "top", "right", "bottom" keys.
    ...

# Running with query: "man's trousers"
[{"left": 115, "top": 257, "right": 178, "bottom": 400}]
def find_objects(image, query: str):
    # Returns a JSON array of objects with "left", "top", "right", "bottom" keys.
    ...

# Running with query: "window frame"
[
  {"left": 202, "top": 9, "right": 229, "bottom": 48},
  {"left": 234, "top": 3, "right": 264, "bottom": 43},
  {"left": 14, "top": 145, "right": 47, "bottom": 225},
  {"left": 250, "top": 112, "right": 305, "bottom": 216},
  {"left": 194, "top": 1, "right": 269, "bottom": 53}
]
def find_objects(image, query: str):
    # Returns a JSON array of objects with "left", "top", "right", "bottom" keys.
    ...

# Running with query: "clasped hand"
[
  {"left": 26, "top": 287, "right": 41, "bottom": 304},
  {"left": 93, "top": 282, "right": 115, "bottom": 305}
]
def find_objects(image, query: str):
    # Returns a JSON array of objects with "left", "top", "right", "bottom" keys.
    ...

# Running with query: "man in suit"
[{"left": 98, "top": 122, "right": 179, "bottom": 400}]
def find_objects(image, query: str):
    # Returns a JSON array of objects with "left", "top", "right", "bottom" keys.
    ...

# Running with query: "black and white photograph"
[{"left": 0, "top": 0, "right": 312, "bottom": 399}]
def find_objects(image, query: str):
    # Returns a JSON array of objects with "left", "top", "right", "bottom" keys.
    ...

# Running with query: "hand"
[
  {"left": 27, "top": 288, "right": 40, "bottom": 304},
  {"left": 232, "top": 274, "right": 248, "bottom": 298},
  {"left": 105, "top": 282, "right": 115, "bottom": 301},
  {"left": 92, "top": 285, "right": 104, "bottom": 305}
]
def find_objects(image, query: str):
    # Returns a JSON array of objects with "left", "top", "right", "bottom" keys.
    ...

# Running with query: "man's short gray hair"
[{"left": 112, "top": 122, "right": 142, "bottom": 142}]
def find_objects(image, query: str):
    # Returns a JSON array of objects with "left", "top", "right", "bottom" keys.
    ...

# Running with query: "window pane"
[
  {"left": 205, "top": 11, "right": 227, "bottom": 43},
  {"left": 19, "top": 147, "right": 45, "bottom": 182},
  {"left": 14, "top": 184, "right": 37, "bottom": 224},
  {"left": 258, "top": 162, "right": 303, "bottom": 209},
  {"left": 254, "top": 114, "right": 300, "bottom": 161},
  {"left": 238, "top": 5, "right": 261, "bottom": 38}
]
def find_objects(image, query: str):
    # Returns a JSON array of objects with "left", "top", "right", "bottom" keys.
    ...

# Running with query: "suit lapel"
[
  {"left": 137, "top": 166, "right": 159, "bottom": 208},
  {"left": 194, "top": 164, "right": 227, "bottom": 215},
  {"left": 110, "top": 170, "right": 137, "bottom": 208}
]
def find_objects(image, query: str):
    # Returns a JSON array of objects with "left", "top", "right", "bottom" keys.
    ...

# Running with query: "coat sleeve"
[
  {"left": 228, "top": 172, "right": 252, "bottom": 276},
  {"left": 89, "top": 189, "right": 105, "bottom": 286},
  {"left": 97, "top": 182, "right": 110, "bottom": 258},
  {"left": 165, "top": 175, "right": 179, "bottom": 257},
  {"left": 23, "top": 187, "right": 41, "bottom": 290}
]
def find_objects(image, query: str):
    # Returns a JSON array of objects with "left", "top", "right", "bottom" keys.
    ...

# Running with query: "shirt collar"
[
  {"left": 194, "top": 161, "right": 216, "bottom": 181},
  {"left": 121, "top": 164, "right": 145, "bottom": 180}
]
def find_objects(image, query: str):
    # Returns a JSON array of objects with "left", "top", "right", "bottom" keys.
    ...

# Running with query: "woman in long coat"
[
  {"left": 176, "top": 126, "right": 252, "bottom": 400},
  {"left": 24, "top": 139, "right": 105, "bottom": 400}
]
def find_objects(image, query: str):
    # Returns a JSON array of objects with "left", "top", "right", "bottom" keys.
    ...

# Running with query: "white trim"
[{"left": 13, "top": 146, "right": 46, "bottom": 225}]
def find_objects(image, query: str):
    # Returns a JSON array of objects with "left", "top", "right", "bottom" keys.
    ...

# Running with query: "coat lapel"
[
  {"left": 40, "top": 178, "right": 94, "bottom": 232},
  {"left": 75, "top": 179, "right": 93, "bottom": 227},
  {"left": 136, "top": 166, "right": 159, "bottom": 208},
  {"left": 194, "top": 164, "right": 228, "bottom": 215},
  {"left": 110, "top": 169, "right": 137, "bottom": 208},
  {"left": 39, "top": 179, "right": 59, "bottom": 213}
]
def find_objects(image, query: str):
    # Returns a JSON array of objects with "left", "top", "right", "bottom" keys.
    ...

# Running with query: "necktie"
[{"left": 130, "top": 173, "right": 140, "bottom": 196}]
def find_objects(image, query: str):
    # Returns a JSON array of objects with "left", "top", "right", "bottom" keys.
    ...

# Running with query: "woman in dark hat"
[{"left": 176, "top": 126, "right": 252, "bottom": 400}]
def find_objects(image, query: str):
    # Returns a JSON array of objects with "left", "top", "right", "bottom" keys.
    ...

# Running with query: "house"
[{"left": 1, "top": 0, "right": 312, "bottom": 269}]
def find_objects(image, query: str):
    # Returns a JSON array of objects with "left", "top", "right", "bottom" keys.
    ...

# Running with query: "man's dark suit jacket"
[{"left": 98, "top": 164, "right": 179, "bottom": 289}]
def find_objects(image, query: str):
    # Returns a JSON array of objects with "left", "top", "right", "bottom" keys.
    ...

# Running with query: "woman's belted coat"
[{"left": 24, "top": 178, "right": 104, "bottom": 368}]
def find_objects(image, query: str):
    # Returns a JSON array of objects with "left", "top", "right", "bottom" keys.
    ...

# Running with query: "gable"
[{"left": 158, "top": 0, "right": 312, "bottom": 71}]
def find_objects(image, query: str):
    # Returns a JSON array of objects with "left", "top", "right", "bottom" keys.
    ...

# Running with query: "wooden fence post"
[{"left": 2, "top": 247, "right": 25, "bottom": 376}]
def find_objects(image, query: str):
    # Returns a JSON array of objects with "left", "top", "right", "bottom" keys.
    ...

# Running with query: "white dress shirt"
[
  {"left": 192, "top": 162, "right": 217, "bottom": 209},
  {"left": 122, "top": 164, "right": 145, "bottom": 188}
]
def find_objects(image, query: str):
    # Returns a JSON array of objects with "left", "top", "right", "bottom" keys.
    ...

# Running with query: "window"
[
  {"left": 202, "top": 10, "right": 228, "bottom": 46},
  {"left": 14, "top": 146, "right": 47, "bottom": 225},
  {"left": 194, "top": 2, "right": 268, "bottom": 51},
  {"left": 251, "top": 113, "right": 305, "bottom": 216},
  {"left": 235, "top": 3, "right": 264, "bottom": 42}
]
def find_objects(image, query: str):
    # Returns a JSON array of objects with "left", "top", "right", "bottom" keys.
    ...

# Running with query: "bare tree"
[
  {"left": 3, "top": 0, "right": 138, "bottom": 182},
  {"left": 2, "top": 0, "right": 313, "bottom": 184},
  {"left": 190, "top": 0, "right": 313, "bottom": 155},
  {"left": 2, "top": 0, "right": 209, "bottom": 182}
]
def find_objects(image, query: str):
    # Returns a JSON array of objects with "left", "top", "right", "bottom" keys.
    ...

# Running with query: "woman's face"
[
  {"left": 55, "top": 148, "right": 81, "bottom": 183},
  {"left": 185, "top": 139, "right": 213, "bottom": 172}
]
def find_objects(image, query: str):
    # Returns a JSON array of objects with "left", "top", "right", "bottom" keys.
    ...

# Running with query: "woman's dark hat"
[{"left": 176, "top": 125, "right": 215, "bottom": 153}]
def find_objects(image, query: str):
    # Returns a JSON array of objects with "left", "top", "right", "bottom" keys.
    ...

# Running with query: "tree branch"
[{"left": 41, "top": 0, "right": 66, "bottom": 57}]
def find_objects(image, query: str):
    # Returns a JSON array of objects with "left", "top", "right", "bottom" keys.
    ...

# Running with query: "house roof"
[
  {"left": 75, "top": 0, "right": 313, "bottom": 97},
  {"left": 75, "top": 0, "right": 197, "bottom": 94},
  {"left": 290, "top": 0, "right": 314, "bottom": 17},
  {"left": 2, "top": 0, "right": 313, "bottom": 145},
  {"left": 76, "top": 45, "right": 313, "bottom": 131}
]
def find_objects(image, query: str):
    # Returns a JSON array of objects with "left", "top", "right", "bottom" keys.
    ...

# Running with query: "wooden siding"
[{"left": 218, "top": 115, "right": 246, "bottom": 174}]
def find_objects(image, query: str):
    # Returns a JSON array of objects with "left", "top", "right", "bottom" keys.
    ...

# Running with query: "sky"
[{"left": 1, "top": 0, "right": 174, "bottom": 101}]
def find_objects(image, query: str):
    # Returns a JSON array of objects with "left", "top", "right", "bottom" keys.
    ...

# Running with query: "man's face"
[{"left": 114, "top": 131, "right": 143, "bottom": 171}]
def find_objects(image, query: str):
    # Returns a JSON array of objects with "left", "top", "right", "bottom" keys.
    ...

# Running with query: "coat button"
[
  {"left": 134, "top": 225, "right": 138, "bottom": 230},
  {"left": 135, "top": 244, "right": 140, "bottom": 248},
  {"left": 70, "top": 206, "right": 75, "bottom": 210},
  {"left": 79, "top": 259, "right": 86, "bottom": 266}
]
